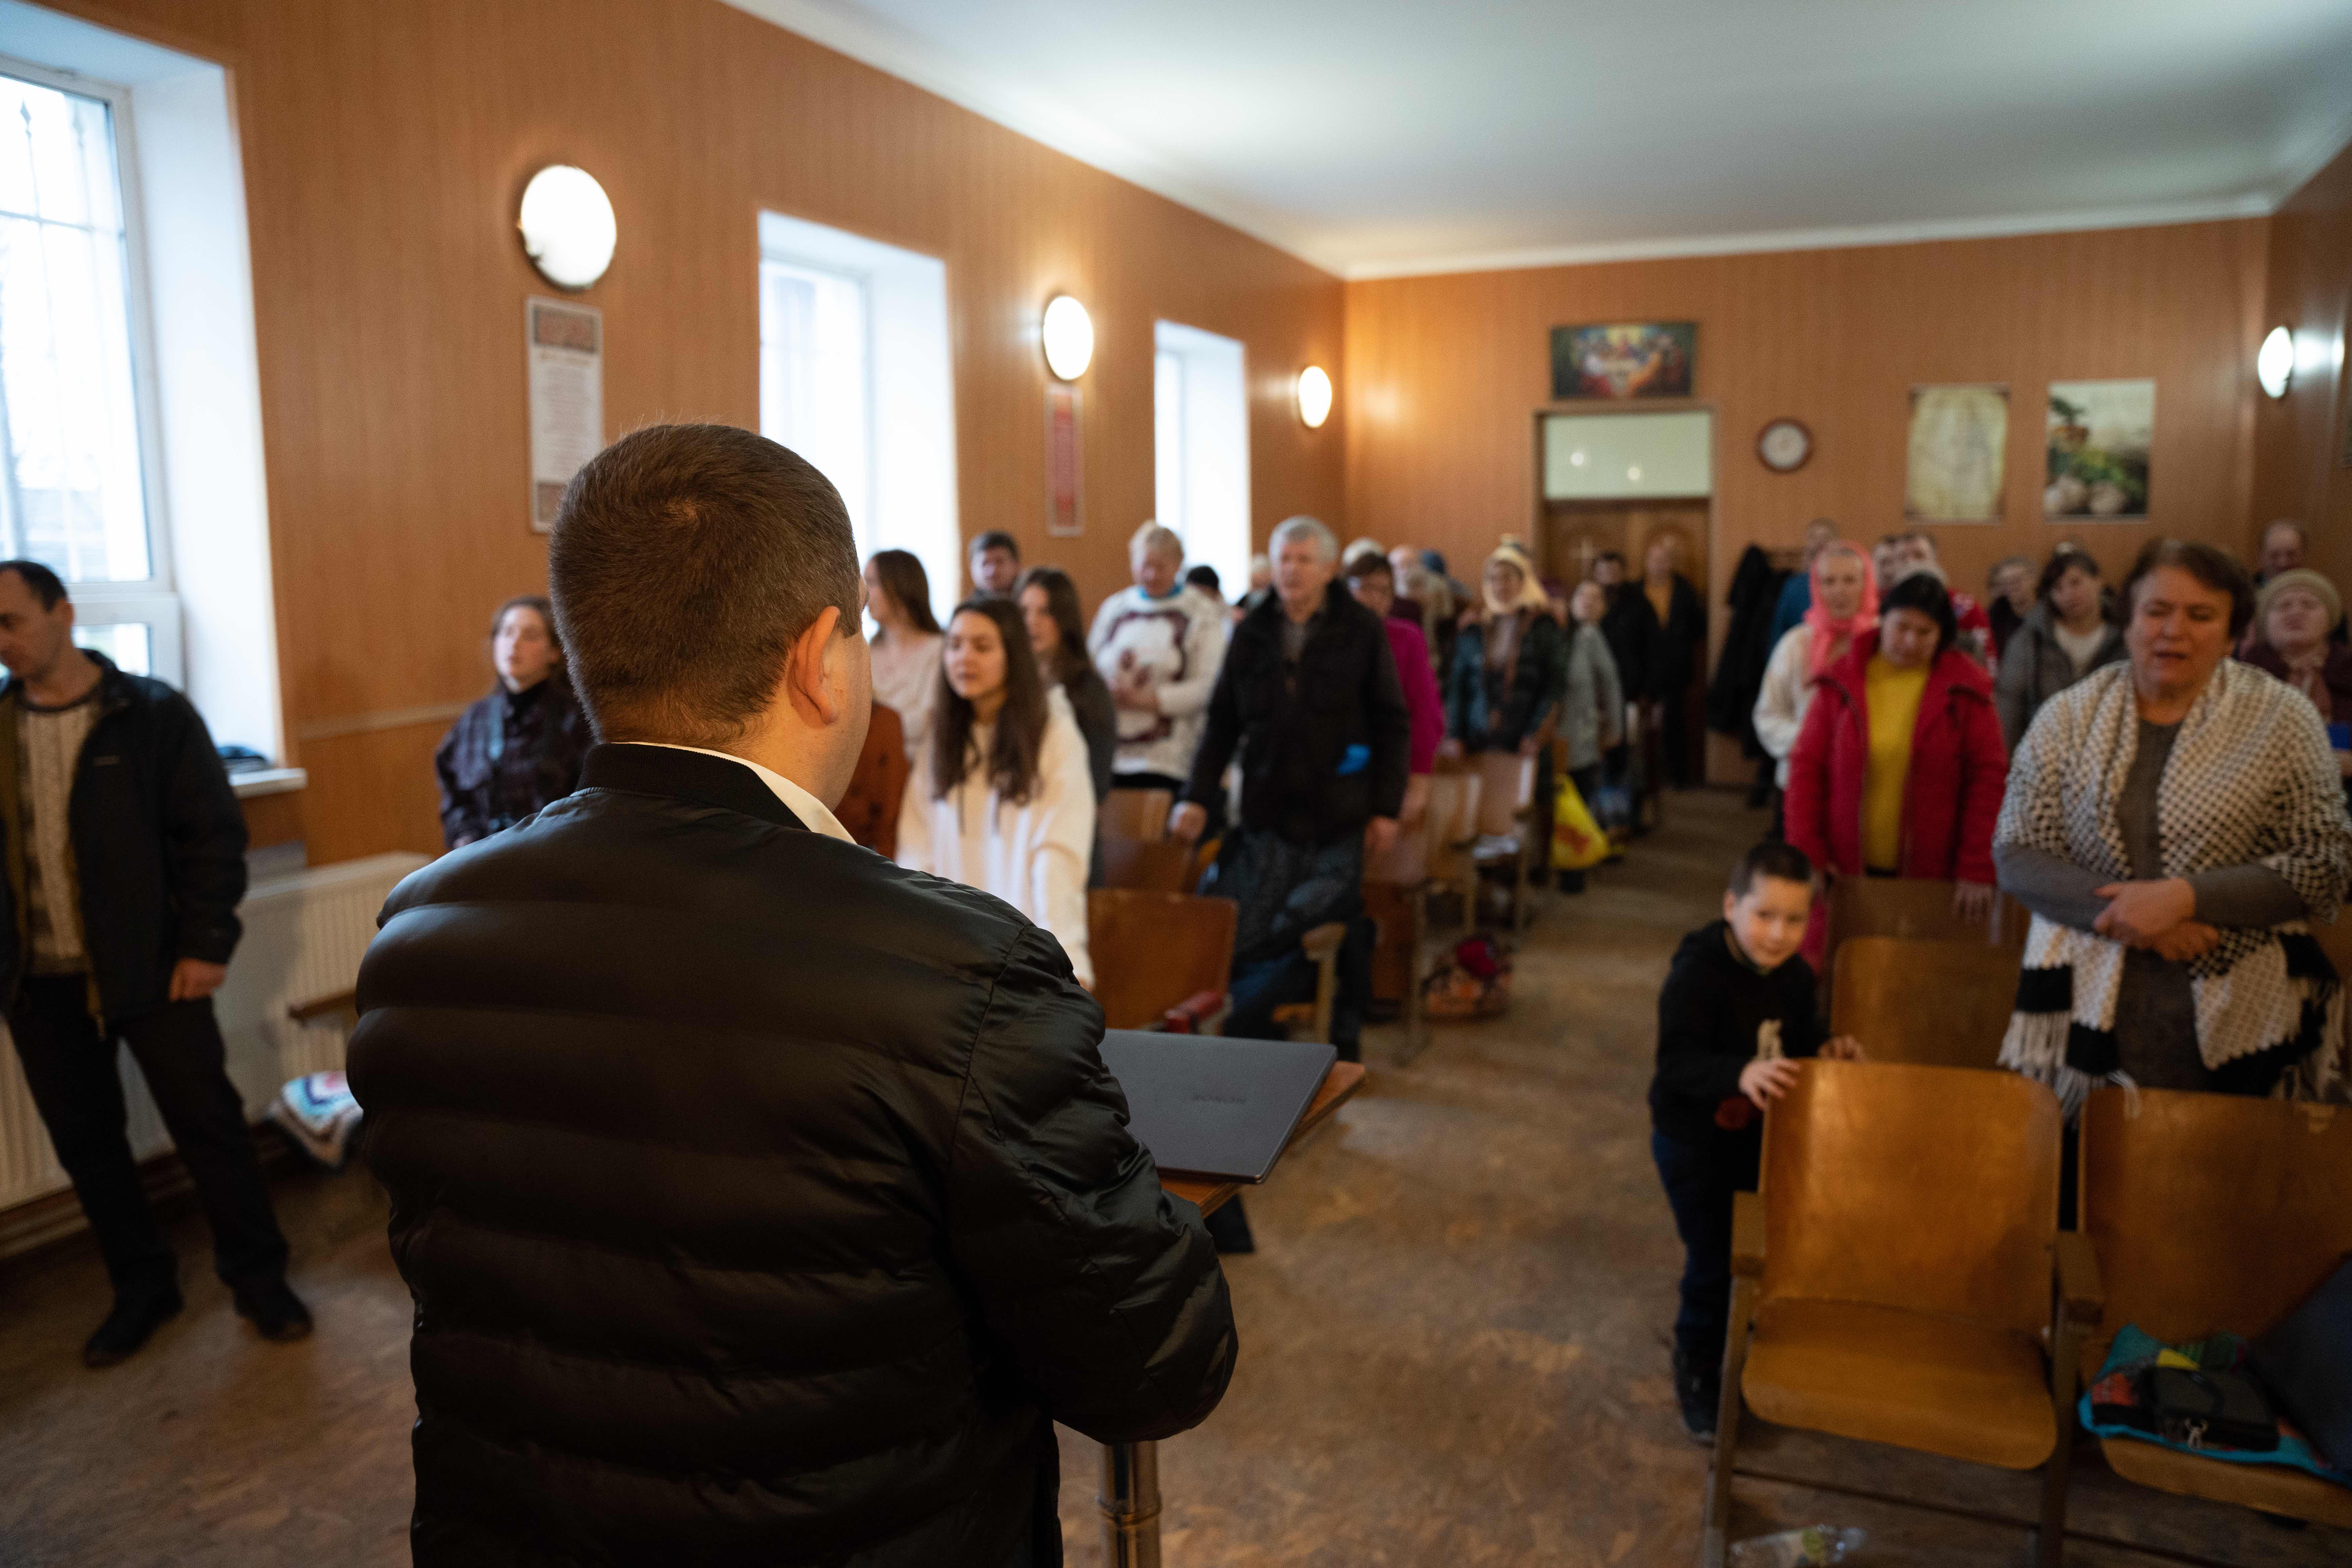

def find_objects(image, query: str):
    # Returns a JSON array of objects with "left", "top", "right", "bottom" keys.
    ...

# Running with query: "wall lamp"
[
  {"left": 2258, "top": 325, "right": 2294, "bottom": 400},
  {"left": 1296, "top": 365, "right": 1333, "bottom": 429},
  {"left": 518, "top": 165, "right": 616, "bottom": 290},
  {"left": 1041, "top": 295, "right": 1094, "bottom": 381}
]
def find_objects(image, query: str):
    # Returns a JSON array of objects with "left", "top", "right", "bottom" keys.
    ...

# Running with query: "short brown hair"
[
  {"left": 549, "top": 424, "right": 860, "bottom": 744},
  {"left": 2121, "top": 538, "right": 2254, "bottom": 638}
]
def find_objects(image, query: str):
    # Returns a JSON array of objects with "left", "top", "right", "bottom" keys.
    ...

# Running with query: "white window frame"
[{"left": 0, "top": 50, "right": 180, "bottom": 684}]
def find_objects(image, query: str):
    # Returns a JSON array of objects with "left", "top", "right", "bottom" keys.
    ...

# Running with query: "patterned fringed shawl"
[{"left": 1994, "top": 659, "right": 2352, "bottom": 1115}]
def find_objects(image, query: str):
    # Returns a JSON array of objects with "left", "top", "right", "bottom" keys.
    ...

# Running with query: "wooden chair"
[
  {"left": 1087, "top": 889, "right": 1237, "bottom": 1032},
  {"left": 1469, "top": 749, "right": 1540, "bottom": 931},
  {"left": 1099, "top": 788, "right": 1172, "bottom": 843},
  {"left": 1707, "top": 1061, "right": 2092, "bottom": 1568},
  {"left": 1821, "top": 876, "right": 2030, "bottom": 1008},
  {"left": 2076, "top": 1087, "right": 2352, "bottom": 1529},
  {"left": 1828, "top": 936, "right": 2022, "bottom": 1070},
  {"left": 1363, "top": 769, "right": 1480, "bottom": 1063},
  {"left": 1098, "top": 834, "right": 1195, "bottom": 894}
]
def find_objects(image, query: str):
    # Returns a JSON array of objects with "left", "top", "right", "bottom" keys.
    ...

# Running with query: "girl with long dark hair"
[
  {"left": 1016, "top": 565, "right": 1116, "bottom": 802},
  {"left": 864, "top": 549, "right": 944, "bottom": 742},
  {"left": 897, "top": 597, "right": 1097, "bottom": 985}
]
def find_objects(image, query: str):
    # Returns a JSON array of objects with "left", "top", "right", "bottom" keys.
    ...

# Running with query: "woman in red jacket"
[{"left": 1785, "top": 572, "right": 2009, "bottom": 961}]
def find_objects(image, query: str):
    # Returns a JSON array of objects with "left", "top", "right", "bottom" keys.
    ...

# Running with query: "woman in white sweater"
[
  {"left": 1753, "top": 541, "right": 1876, "bottom": 788},
  {"left": 898, "top": 596, "right": 1097, "bottom": 987}
]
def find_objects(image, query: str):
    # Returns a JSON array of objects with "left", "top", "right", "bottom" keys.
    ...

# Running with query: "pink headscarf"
[{"left": 1802, "top": 542, "right": 1878, "bottom": 679}]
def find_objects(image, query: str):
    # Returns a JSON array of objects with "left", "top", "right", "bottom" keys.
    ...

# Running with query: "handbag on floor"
[{"left": 1422, "top": 933, "right": 1511, "bottom": 1019}]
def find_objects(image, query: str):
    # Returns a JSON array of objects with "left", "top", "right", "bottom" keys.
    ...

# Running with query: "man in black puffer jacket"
[{"left": 350, "top": 425, "right": 1235, "bottom": 1567}]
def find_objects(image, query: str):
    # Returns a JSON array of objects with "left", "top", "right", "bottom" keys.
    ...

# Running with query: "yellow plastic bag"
[{"left": 1551, "top": 773, "right": 1609, "bottom": 871}]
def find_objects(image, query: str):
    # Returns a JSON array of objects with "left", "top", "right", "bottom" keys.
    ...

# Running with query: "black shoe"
[
  {"left": 1672, "top": 1348, "right": 1719, "bottom": 1443},
  {"left": 83, "top": 1288, "right": 183, "bottom": 1368},
  {"left": 1556, "top": 870, "right": 1586, "bottom": 893},
  {"left": 232, "top": 1278, "right": 314, "bottom": 1342}
]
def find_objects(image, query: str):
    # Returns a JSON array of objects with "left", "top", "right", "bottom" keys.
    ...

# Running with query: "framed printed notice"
[
  {"left": 1045, "top": 383, "right": 1083, "bottom": 537},
  {"left": 527, "top": 297, "right": 604, "bottom": 533}
]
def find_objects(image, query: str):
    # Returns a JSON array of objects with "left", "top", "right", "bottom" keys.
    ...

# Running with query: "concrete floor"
[{"left": 1, "top": 789, "right": 2344, "bottom": 1566}]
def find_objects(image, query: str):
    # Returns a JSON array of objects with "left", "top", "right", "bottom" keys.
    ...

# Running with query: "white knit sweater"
[{"left": 1087, "top": 585, "right": 1228, "bottom": 784}]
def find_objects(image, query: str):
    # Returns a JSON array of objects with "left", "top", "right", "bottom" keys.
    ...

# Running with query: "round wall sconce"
[
  {"left": 1295, "top": 365, "right": 1333, "bottom": 429},
  {"left": 518, "top": 165, "right": 616, "bottom": 291},
  {"left": 1041, "top": 295, "right": 1094, "bottom": 381},
  {"left": 2258, "top": 325, "right": 2295, "bottom": 399}
]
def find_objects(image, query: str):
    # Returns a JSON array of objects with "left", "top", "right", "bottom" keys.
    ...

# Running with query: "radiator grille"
[{"left": 0, "top": 852, "right": 427, "bottom": 1212}]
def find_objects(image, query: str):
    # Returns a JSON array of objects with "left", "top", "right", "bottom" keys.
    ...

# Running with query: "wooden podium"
[{"left": 1095, "top": 1061, "right": 1367, "bottom": 1567}]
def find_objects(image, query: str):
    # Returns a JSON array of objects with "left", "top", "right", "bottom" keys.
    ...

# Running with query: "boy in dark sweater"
[{"left": 1649, "top": 840, "right": 1862, "bottom": 1441}]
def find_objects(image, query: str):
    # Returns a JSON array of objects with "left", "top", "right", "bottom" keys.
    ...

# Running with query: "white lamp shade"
[
  {"left": 2258, "top": 325, "right": 2295, "bottom": 399},
  {"left": 519, "top": 165, "right": 617, "bottom": 290},
  {"left": 1041, "top": 295, "right": 1094, "bottom": 381},
  {"left": 1296, "top": 365, "right": 1333, "bottom": 429}
]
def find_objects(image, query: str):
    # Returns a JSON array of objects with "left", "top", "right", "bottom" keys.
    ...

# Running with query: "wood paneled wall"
[
  {"left": 1345, "top": 220, "right": 2271, "bottom": 631},
  {"left": 2254, "top": 141, "right": 2352, "bottom": 589},
  {"left": 50, "top": 0, "right": 1344, "bottom": 863}
]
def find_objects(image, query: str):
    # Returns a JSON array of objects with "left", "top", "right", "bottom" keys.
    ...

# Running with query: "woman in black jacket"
[
  {"left": 1444, "top": 544, "right": 1566, "bottom": 759},
  {"left": 432, "top": 595, "right": 591, "bottom": 849}
]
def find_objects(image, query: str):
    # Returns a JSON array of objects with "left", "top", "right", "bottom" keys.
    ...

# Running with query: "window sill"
[{"left": 231, "top": 768, "right": 307, "bottom": 799}]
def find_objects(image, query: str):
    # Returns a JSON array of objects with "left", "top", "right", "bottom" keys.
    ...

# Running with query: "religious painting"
[
  {"left": 1550, "top": 321, "right": 1696, "bottom": 400},
  {"left": 1905, "top": 384, "right": 2008, "bottom": 523},
  {"left": 2046, "top": 379, "right": 2152, "bottom": 520}
]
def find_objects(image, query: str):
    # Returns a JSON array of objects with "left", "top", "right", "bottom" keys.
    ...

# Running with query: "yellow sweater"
[{"left": 1861, "top": 655, "right": 1929, "bottom": 872}]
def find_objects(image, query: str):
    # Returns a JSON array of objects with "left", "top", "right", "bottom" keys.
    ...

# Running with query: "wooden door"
[{"left": 1543, "top": 499, "right": 1716, "bottom": 782}]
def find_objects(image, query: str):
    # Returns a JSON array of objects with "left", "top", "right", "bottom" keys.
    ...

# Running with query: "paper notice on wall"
[
  {"left": 1045, "top": 383, "right": 1083, "bottom": 536},
  {"left": 527, "top": 297, "right": 604, "bottom": 533}
]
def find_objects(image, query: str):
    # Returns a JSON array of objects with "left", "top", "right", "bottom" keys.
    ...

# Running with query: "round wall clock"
[{"left": 1757, "top": 418, "right": 1812, "bottom": 473}]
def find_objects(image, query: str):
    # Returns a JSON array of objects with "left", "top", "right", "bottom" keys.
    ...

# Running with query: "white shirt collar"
[{"left": 615, "top": 743, "right": 855, "bottom": 844}]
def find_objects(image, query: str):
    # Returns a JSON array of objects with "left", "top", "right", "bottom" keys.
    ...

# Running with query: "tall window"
[
  {"left": 1153, "top": 321, "right": 1251, "bottom": 597},
  {"left": 758, "top": 259, "right": 871, "bottom": 542},
  {"left": 757, "top": 212, "right": 958, "bottom": 628},
  {"left": 0, "top": 63, "right": 164, "bottom": 674}
]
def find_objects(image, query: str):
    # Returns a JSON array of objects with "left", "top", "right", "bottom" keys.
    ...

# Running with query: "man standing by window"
[
  {"left": 0, "top": 560, "right": 306, "bottom": 1366},
  {"left": 969, "top": 529, "right": 1022, "bottom": 597}
]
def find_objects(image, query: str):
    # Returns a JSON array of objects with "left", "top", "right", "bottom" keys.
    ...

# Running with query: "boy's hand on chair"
[
  {"left": 1739, "top": 1057, "right": 1802, "bottom": 1109},
  {"left": 1817, "top": 1035, "right": 1866, "bottom": 1061}
]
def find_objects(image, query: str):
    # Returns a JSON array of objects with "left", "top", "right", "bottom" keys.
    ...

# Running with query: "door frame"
[{"left": 1529, "top": 403, "right": 1735, "bottom": 784}]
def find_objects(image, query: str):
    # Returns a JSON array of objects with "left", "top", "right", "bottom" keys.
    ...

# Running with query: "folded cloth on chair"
[
  {"left": 2083, "top": 1324, "right": 2351, "bottom": 1487},
  {"left": 268, "top": 1071, "right": 364, "bottom": 1169}
]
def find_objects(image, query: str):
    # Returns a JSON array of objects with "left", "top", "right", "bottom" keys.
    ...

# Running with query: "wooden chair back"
[
  {"left": 1098, "top": 834, "right": 1194, "bottom": 894},
  {"left": 1829, "top": 937, "right": 2022, "bottom": 1070},
  {"left": 1826, "top": 877, "right": 2030, "bottom": 951},
  {"left": 1472, "top": 750, "right": 1532, "bottom": 838},
  {"left": 1087, "top": 889, "right": 1238, "bottom": 1030},
  {"left": 1099, "top": 788, "right": 1172, "bottom": 843},
  {"left": 1762, "top": 1061, "right": 2060, "bottom": 1336},
  {"left": 2081, "top": 1088, "right": 2352, "bottom": 1349},
  {"left": 1423, "top": 768, "right": 1481, "bottom": 887}
]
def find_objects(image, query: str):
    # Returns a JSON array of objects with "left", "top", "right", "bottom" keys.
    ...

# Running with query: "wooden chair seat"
[
  {"left": 2077, "top": 1087, "right": 2352, "bottom": 1530},
  {"left": 2096, "top": 1426, "right": 2352, "bottom": 1529},
  {"left": 1745, "top": 1298, "right": 2055, "bottom": 1470},
  {"left": 1829, "top": 936, "right": 2022, "bottom": 1070}
]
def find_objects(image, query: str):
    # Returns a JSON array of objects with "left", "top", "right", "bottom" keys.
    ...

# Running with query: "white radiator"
[{"left": 0, "top": 852, "right": 428, "bottom": 1213}]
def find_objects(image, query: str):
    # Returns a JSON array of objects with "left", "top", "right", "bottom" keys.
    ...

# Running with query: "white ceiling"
[{"left": 728, "top": 0, "right": 2352, "bottom": 279}]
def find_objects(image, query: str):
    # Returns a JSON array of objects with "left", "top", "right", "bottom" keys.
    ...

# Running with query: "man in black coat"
[
  {"left": 350, "top": 425, "right": 1234, "bottom": 1567},
  {"left": 1172, "top": 513, "right": 1410, "bottom": 1068},
  {"left": 0, "top": 560, "right": 304, "bottom": 1366}
]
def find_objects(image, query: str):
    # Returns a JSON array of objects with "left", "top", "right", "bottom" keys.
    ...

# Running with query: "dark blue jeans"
[{"left": 1651, "top": 1127, "right": 1761, "bottom": 1372}]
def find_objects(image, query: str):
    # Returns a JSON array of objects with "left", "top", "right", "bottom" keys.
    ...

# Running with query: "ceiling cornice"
[
  {"left": 1340, "top": 194, "right": 2280, "bottom": 282},
  {"left": 721, "top": 0, "right": 1344, "bottom": 274}
]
